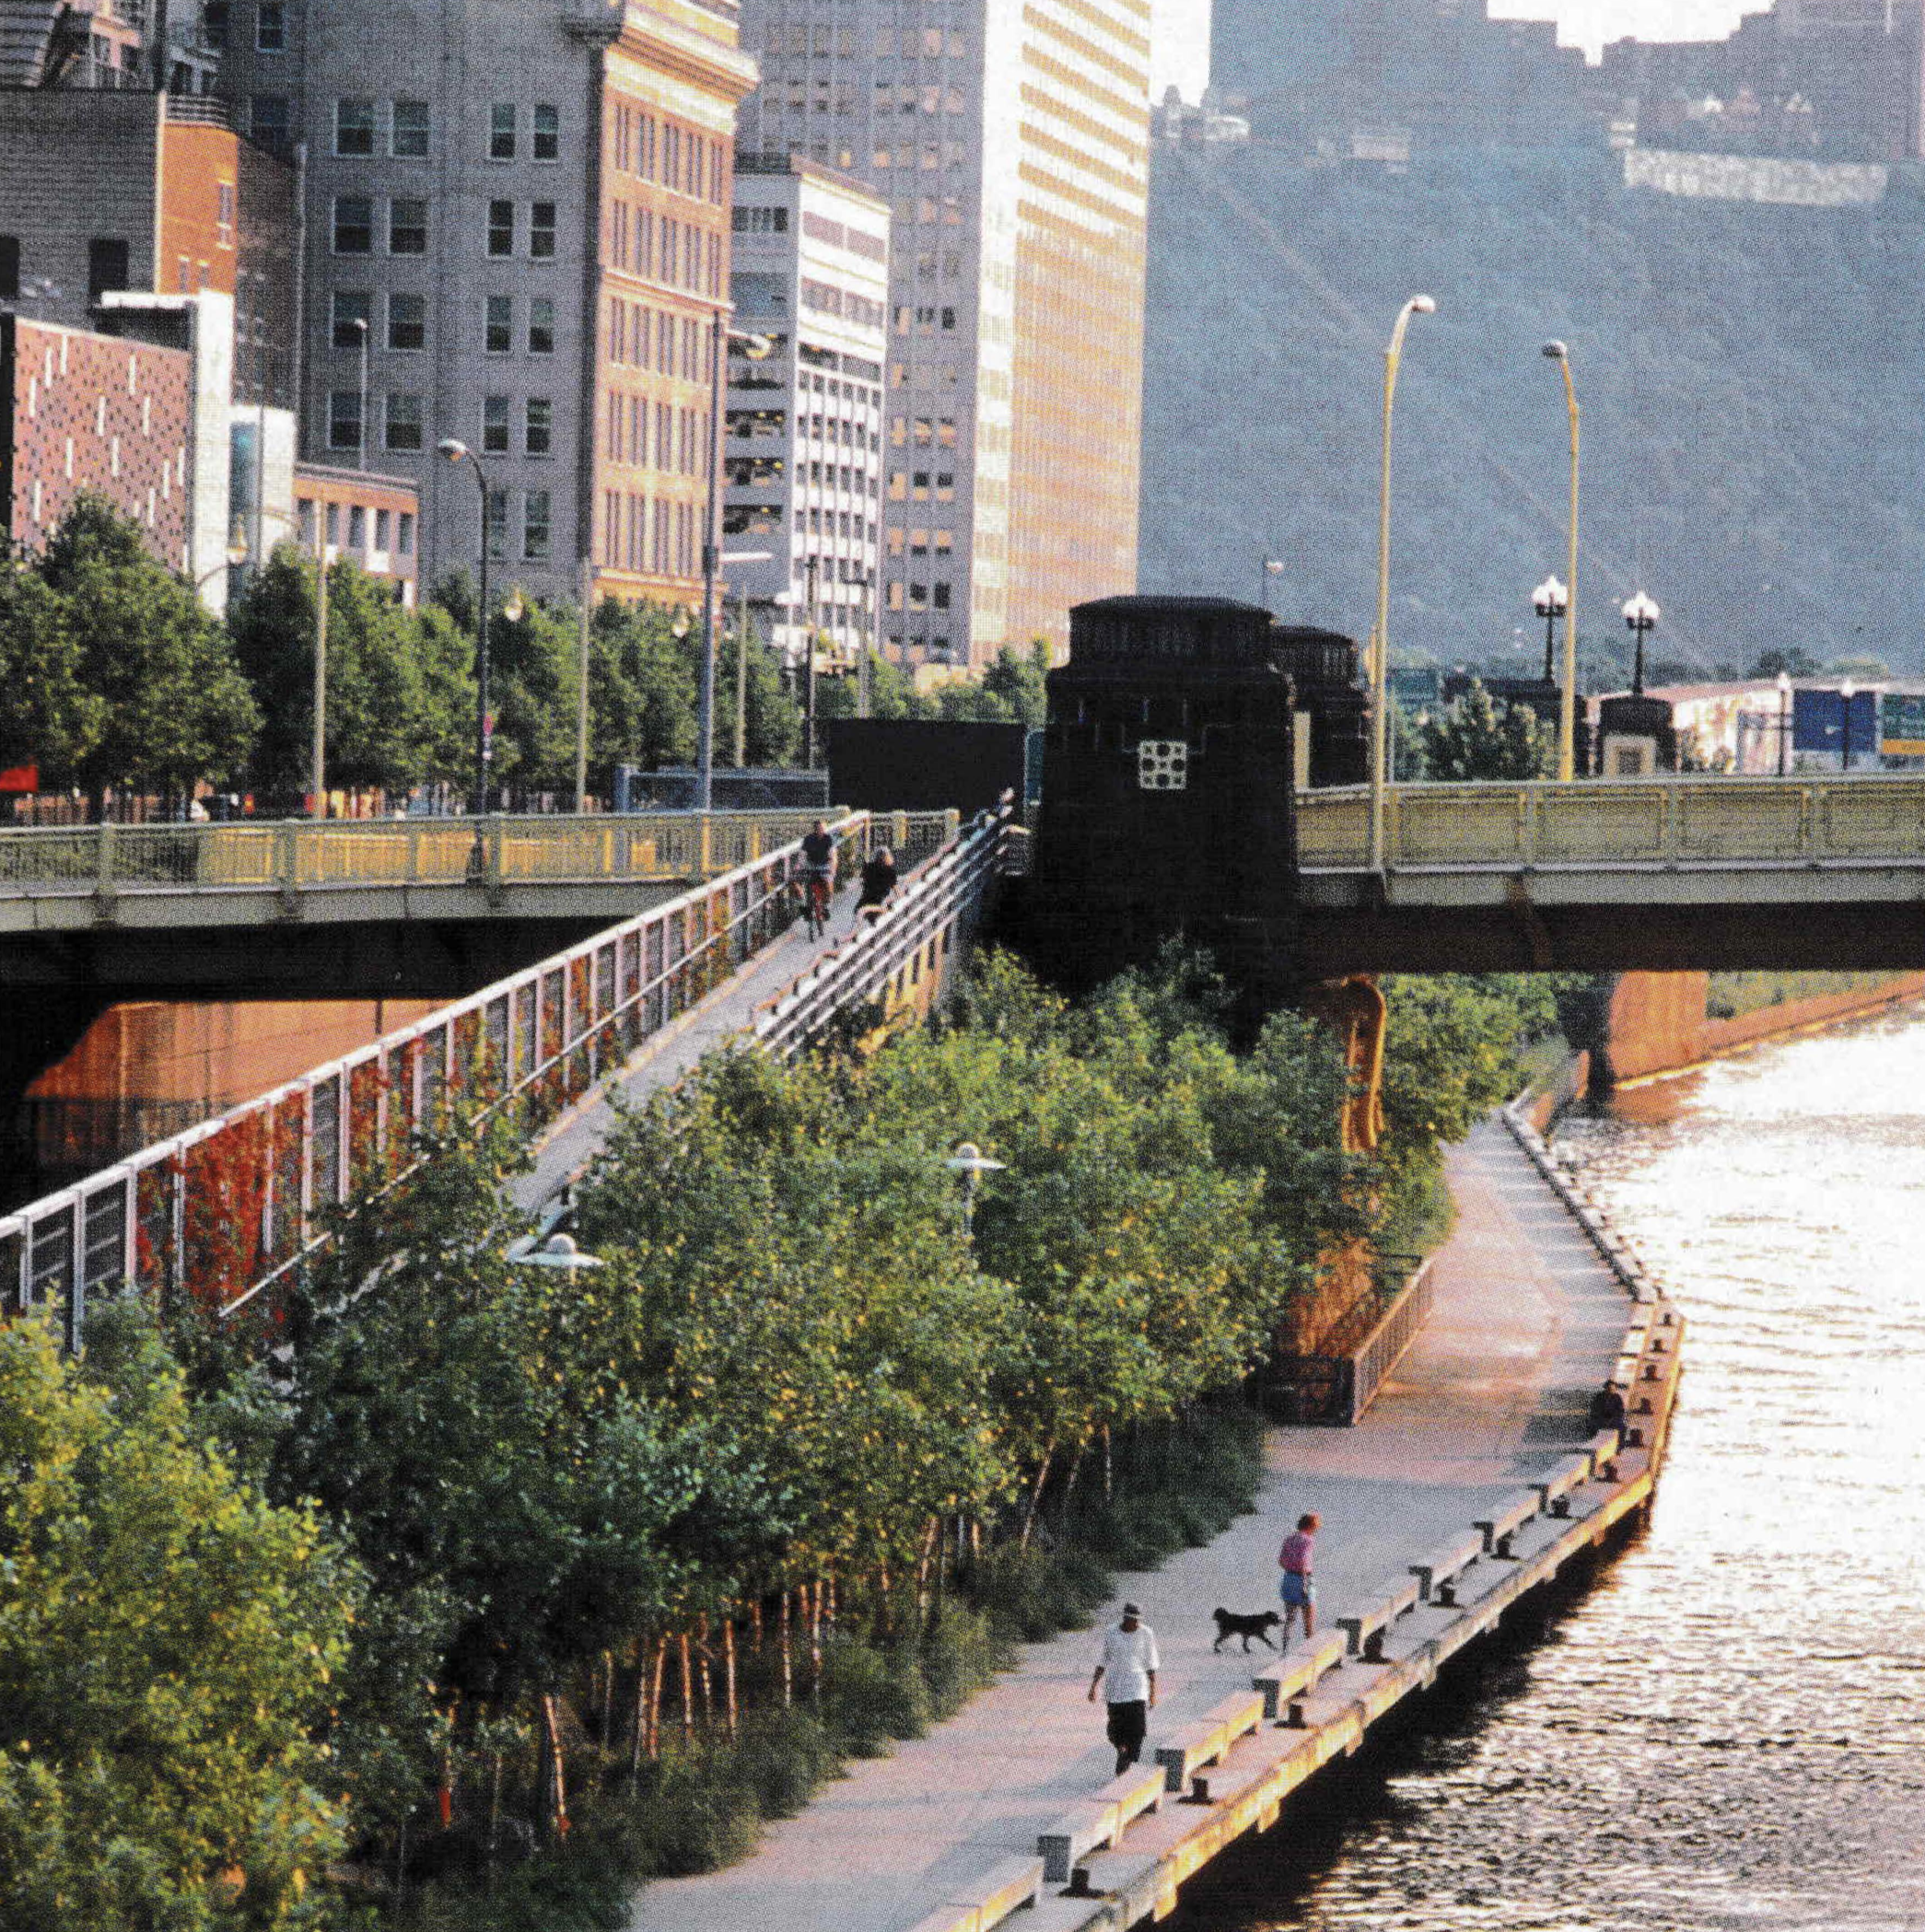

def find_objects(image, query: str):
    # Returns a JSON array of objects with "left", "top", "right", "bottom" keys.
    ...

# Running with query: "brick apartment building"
[{"left": 209, "top": 0, "right": 759, "bottom": 607}]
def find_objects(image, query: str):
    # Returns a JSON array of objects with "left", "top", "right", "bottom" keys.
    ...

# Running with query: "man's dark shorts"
[{"left": 1105, "top": 1698, "right": 1148, "bottom": 1764}]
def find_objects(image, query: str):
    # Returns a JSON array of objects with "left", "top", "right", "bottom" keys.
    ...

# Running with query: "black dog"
[{"left": 1211, "top": 1607, "right": 1281, "bottom": 1653}]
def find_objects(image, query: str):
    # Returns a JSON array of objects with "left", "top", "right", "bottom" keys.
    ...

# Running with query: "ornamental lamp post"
[
  {"left": 1777, "top": 670, "right": 1792, "bottom": 776},
  {"left": 1369, "top": 293, "right": 1438, "bottom": 875},
  {"left": 945, "top": 1140, "right": 1006, "bottom": 1239},
  {"left": 437, "top": 437, "right": 495, "bottom": 813},
  {"left": 1531, "top": 574, "right": 1569, "bottom": 685},
  {"left": 1621, "top": 590, "right": 1659, "bottom": 697},
  {"left": 1838, "top": 678, "right": 1856, "bottom": 772}
]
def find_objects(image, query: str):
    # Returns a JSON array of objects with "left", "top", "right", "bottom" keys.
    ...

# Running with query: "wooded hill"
[{"left": 1140, "top": 143, "right": 1925, "bottom": 680}]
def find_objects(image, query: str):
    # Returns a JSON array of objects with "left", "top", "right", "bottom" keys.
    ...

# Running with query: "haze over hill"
[{"left": 1139, "top": 144, "right": 1925, "bottom": 680}]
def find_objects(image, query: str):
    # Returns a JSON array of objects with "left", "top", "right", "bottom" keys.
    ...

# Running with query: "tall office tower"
[
  {"left": 211, "top": 0, "right": 757, "bottom": 601},
  {"left": 726, "top": 157, "right": 889, "bottom": 674},
  {"left": 737, "top": 0, "right": 1149, "bottom": 669}
]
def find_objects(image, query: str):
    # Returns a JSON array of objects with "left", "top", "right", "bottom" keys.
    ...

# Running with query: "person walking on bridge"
[
  {"left": 1278, "top": 1512, "right": 1319, "bottom": 1647},
  {"left": 1089, "top": 1601, "right": 1159, "bottom": 1775}
]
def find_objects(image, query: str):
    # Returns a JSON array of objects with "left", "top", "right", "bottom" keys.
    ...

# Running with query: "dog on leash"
[{"left": 1211, "top": 1607, "right": 1282, "bottom": 1653}]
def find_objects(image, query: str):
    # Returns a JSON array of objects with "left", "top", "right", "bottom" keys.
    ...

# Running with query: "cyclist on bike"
[{"left": 799, "top": 820, "right": 837, "bottom": 930}]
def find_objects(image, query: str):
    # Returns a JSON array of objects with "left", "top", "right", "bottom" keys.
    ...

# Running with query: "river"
[{"left": 1169, "top": 1000, "right": 1925, "bottom": 1932}]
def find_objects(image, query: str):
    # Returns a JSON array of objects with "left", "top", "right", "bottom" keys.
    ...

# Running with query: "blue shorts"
[{"left": 1279, "top": 1571, "right": 1314, "bottom": 1609}]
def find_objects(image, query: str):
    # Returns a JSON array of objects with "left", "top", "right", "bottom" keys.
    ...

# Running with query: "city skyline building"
[
  {"left": 724, "top": 155, "right": 888, "bottom": 673},
  {"left": 210, "top": 0, "right": 759, "bottom": 604},
  {"left": 735, "top": 0, "right": 1150, "bottom": 669}
]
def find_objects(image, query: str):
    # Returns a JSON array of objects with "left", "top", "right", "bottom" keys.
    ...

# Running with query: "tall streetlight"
[
  {"left": 1531, "top": 574, "right": 1569, "bottom": 684},
  {"left": 1369, "top": 293, "right": 1437, "bottom": 875},
  {"left": 1259, "top": 556, "right": 1284, "bottom": 612},
  {"left": 1838, "top": 678, "right": 1857, "bottom": 772},
  {"left": 1542, "top": 341, "right": 1581, "bottom": 781},
  {"left": 437, "top": 437, "right": 495, "bottom": 813},
  {"left": 697, "top": 316, "right": 773, "bottom": 815},
  {"left": 1777, "top": 670, "right": 1792, "bottom": 776},
  {"left": 1621, "top": 590, "right": 1659, "bottom": 697}
]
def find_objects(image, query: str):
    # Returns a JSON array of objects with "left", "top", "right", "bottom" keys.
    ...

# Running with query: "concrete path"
[
  {"left": 509, "top": 884, "right": 863, "bottom": 1215},
  {"left": 624, "top": 1117, "right": 1631, "bottom": 1932}
]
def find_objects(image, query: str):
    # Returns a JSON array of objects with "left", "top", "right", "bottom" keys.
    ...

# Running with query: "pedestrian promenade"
[{"left": 624, "top": 1116, "right": 1636, "bottom": 1932}]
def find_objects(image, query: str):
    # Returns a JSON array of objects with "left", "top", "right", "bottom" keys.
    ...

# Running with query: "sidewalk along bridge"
[
  {"left": 1030, "top": 598, "right": 1925, "bottom": 1000},
  {"left": 0, "top": 810, "right": 844, "bottom": 996},
  {"left": 0, "top": 809, "right": 1020, "bottom": 1345}
]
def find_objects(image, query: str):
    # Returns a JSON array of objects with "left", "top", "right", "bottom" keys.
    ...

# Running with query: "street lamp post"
[
  {"left": 945, "top": 1141, "right": 1005, "bottom": 1239},
  {"left": 1621, "top": 591, "right": 1659, "bottom": 697},
  {"left": 1531, "top": 575, "right": 1569, "bottom": 685},
  {"left": 1777, "top": 670, "right": 1792, "bottom": 776},
  {"left": 1259, "top": 556, "right": 1284, "bottom": 612},
  {"left": 697, "top": 318, "right": 773, "bottom": 815},
  {"left": 1369, "top": 294, "right": 1437, "bottom": 875},
  {"left": 436, "top": 438, "right": 494, "bottom": 813},
  {"left": 721, "top": 549, "right": 773, "bottom": 767},
  {"left": 1542, "top": 341, "right": 1580, "bottom": 781},
  {"left": 1839, "top": 678, "right": 1856, "bottom": 772}
]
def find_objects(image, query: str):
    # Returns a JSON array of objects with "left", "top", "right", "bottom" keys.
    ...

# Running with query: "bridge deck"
[{"left": 622, "top": 1117, "right": 1633, "bottom": 1932}]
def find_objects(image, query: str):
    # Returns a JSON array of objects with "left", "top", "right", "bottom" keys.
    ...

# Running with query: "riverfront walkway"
[{"left": 624, "top": 1116, "right": 1634, "bottom": 1932}]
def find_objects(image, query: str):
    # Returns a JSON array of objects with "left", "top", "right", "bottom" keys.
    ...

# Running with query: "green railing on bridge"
[
  {"left": 1297, "top": 775, "right": 1925, "bottom": 871},
  {"left": 0, "top": 809, "right": 846, "bottom": 899},
  {"left": 0, "top": 809, "right": 973, "bottom": 1339}
]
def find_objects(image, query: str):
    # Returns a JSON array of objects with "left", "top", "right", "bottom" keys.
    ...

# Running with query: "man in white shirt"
[{"left": 1087, "top": 1601, "right": 1160, "bottom": 1775}]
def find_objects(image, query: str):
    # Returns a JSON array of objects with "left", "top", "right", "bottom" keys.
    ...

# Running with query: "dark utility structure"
[
  {"left": 822, "top": 718, "right": 1028, "bottom": 818},
  {"left": 1030, "top": 596, "right": 1323, "bottom": 1010}
]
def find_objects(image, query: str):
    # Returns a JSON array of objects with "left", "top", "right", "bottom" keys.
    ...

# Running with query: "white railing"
[
  {"left": 0, "top": 810, "right": 958, "bottom": 1339},
  {"left": 1296, "top": 776, "right": 1925, "bottom": 872},
  {"left": 0, "top": 809, "right": 841, "bottom": 901}
]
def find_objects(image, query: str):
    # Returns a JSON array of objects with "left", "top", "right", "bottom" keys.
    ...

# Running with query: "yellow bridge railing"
[{"left": 1296, "top": 778, "right": 1925, "bottom": 871}]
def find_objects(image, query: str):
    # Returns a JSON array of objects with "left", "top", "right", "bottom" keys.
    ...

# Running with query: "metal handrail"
[
  {"left": 1297, "top": 776, "right": 1925, "bottom": 872},
  {"left": 0, "top": 810, "right": 955, "bottom": 1336}
]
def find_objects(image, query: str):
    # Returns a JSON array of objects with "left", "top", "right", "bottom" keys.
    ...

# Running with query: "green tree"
[
  {"left": 0, "top": 561, "right": 101, "bottom": 784},
  {"left": 0, "top": 1312, "right": 355, "bottom": 1931},
  {"left": 40, "top": 495, "right": 260, "bottom": 806},
  {"left": 1417, "top": 679, "right": 1554, "bottom": 781}
]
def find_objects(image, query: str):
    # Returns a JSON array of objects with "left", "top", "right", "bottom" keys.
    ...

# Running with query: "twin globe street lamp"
[
  {"left": 1531, "top": 574, "right": 1569, "bottom": 685},
  {"left": 1621, "top": 590, "right": 1660, "bottom": 697}
]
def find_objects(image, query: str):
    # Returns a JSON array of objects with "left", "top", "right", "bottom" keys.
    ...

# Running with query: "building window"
[
  {"left": 524, "top": 489, "right": 552, "bottom": 562},
  {"left": 202, "top": 2, "right": 228, "bottom": 47},
  {"left": 256, "top": 2, "right": 286, "bottom": 51},
  {"left": 387, "top": 292, "right": 426, "bottom": 350},
  {"left": 389, "top": 198, "right": 427, "bottom": 254},
  {"left": 487, "top": 200, "right": 515, "bottom": 256},
  {"left": 527, "top": 297, "right": 554, "bottom": 354},
  {"left": 483, "top": 395, "right": 509, "bottom": 456},
  {"left": 249, "top": 94, "right": 289, "bottom": 147},
  {"left": 334, "top": 99, "right": 375, "bottom": 157},
  {"left": 325, "top": 502, "right": 341, "bottom": 545},
  {"left": 87, "top": 237, "right": 130, "bottom": 300},
  {"left": 530, "top": 202, "right": 556, "bottom": 259},
  {"left": 297, "top": 496, "right": 316, "bottom": 544},
  {"left": 397, "top": 510, "right": 415, "bottom": 555},
  {"left": 349, "top": 504, "right": 367, "bottom": 548},
  {"left": 391, "top": 99, "right": 429, "bottom": 157},
  {"left": 484, "top": 487, "right": 508, "bottom": 562},
  {"left": 331, "top": 289, "right": 370, "bottom": 347},
  {"left": 332, "top": 196, "right": 373, "bottom": 254},
  {"left": 490, "top": 102, "right": 516, "bottom": 161},
  {"left": 328, "top": 390, "right": 363, "bottom": 451},
  {"left": 0, "top": 237, "right": 18, "bottom": 301},
  {"left": 384, "top": 392, "right": 423, "bottom": 451},
  {"left": 525, "top": 397, "right": 552, "bottom": 456},
  {"left": 374, "top": 507, "right": 391, "bottom": 550},
  {"left": 532, "top": 103, "right": 559, "bottom": 160},
  {"left": 484, "top": 295, "right": 512, "bottom": 354}
]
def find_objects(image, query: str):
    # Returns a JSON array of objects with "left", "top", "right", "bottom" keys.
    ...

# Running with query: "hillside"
[{"left": 1139, "top": 144, "right": 1925, "bottom": 678}]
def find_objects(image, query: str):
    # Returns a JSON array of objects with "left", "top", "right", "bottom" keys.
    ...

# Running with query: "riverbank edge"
[{"left": 908, "top": 1113, "right": 1683, "bottom": 1932}]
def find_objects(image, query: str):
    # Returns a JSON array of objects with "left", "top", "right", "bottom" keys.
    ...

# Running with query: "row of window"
[
  {"left": 329, "top": 392, "right": 556, "bottom": 461},
  {"left": 890, "top": 415, "right": 961, "bottom": 448},
  {"left": 799, "top": 210, "right": 889, "bottom": 263},
  {"left": 330, "top": 195, "right": 562, "bottom": 259},
  {"left": 801, "top": 280, "right": 887, "bottom": 332},
  {"left": 296, "top": 496, "right": 417, "bottom": 557},
  {"left": 201, "top": 3, "right": 285, "bottom": 52},
  {"left": 887, "top": 579, "right": 953, "bottom": 611},
  {"left": 890, "top": 470, "right": 959, "bottom": 503},
  {"left": 607, "top": 298, "right": 717, "bottom": 384},
  {"left": 607, "top": 200, "right": 724, "bottom": 297},
  {"left": 752, "top": 23, "right": 966, "bottom": 60},
  {"left": 896, "top": 302, "right": 962, "bottom": 334},
  {"left": 329, "top": 99, "right": 564, "bottom": 164},
  {"left": 887, "top": 528, "right": 957, "bottom": 558},
  {"left": 609, "top": 104, "right": 729, "bottom": 207},
  {"left": 328, "top": 290, "right": 561, "bottom": 355},
  {"left": 603, "top": 395, "right": 707, "bottom": 477},
  {"left": 602, "top": 490, "right": 701, "bottom": 579},
  {"left": 483, "top": 488, "right": 553, "bottom": 563}
]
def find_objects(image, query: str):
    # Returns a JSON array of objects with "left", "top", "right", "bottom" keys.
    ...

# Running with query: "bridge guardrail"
[
  {"left": 1296, "top": 775, "right": 1925, "bottom": 872},
  {"left": 0, "top": 810, "right": 959, "bottom": 1338},
  {"left": 0, "top": 809, "right": 846, "bottom": 900}
]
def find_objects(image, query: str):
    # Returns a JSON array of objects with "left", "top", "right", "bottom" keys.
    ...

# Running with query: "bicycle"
[{"left": 799, "top": 866, "right": 834, "bottom": 939}]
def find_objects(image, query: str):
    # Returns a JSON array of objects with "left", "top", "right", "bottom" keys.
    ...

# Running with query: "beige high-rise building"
[{"left": 737, "top": 0, "right": 1149, "bottom": 669}]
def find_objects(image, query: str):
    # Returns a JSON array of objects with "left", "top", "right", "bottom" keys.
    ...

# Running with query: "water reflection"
[{"left": 1168, "top": 1003, "right": 1925, "bottom": 1932}]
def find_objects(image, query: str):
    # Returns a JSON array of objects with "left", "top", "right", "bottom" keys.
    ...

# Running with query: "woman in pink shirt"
[{"left": 1278, "top": 1511, "right": 1320, "bottom": 1644}]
